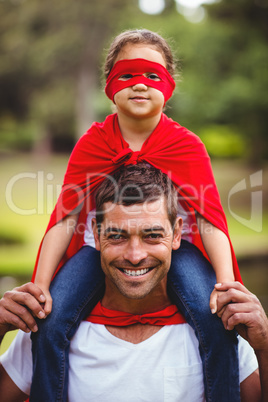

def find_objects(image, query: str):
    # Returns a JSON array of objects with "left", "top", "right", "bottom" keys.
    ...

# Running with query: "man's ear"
[
  {"left": 92, "top": 218, "right": 101, "bottom": 251},
  {"left": 172, "top": 217, "right": 183, "bottom": 250}
]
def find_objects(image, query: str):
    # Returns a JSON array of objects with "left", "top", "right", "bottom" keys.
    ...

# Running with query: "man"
[{"left": 0, "top": 164, "right": 267, "bottom": 401}]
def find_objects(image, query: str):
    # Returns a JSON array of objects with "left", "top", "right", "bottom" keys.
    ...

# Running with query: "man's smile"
[
  {"left": 115, "top": 259, "right": 158, "bottom": 278},
  {"left": 119, "top": 267, "right": 152, "bottom": 277}
]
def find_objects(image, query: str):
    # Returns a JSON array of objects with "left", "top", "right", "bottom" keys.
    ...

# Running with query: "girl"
[{"left": 30, "top": 29, "right": 241, "bottom": 401}]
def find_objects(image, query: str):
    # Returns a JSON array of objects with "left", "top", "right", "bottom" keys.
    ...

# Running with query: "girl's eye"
[
  {"left": 146, "top": 73, "right": 161, "bottom": 81},
  {"left": 119, "top": 74, "right": 133, "bottom": 81}
]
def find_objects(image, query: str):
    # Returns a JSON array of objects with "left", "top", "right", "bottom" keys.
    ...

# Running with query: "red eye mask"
[{"left": 105, "top": 58, "right": 176, "bottom": 103}]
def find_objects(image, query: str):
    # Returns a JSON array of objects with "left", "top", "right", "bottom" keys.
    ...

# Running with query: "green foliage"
[
  {"left": 0, "top": 0, "right": 267, "bottom": 162},
  {"left": 139, "top": 0, "right": 268, "bottom": 163},
  {"left": 198, "top": 125, "right": 246, "bottom": 158},
  {"left": 0, "top": 0, "right": 140, "bottom": 148},
  {"left": 0, "top": 116, "right": 38, "bottom": 151},
  {"left": 0, "top": 227, "right": 25, "bottom": 246}
]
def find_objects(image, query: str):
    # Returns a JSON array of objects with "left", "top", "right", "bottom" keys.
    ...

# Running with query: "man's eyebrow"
[
  {"left": 103, "top": 227, "right": 127, "bottom": 235},
  {"left": 142, "top": 226, "right": 165, "bottom": 233},
  {"left": 103, "top": 226, "right": 166, "bottom": 235}
]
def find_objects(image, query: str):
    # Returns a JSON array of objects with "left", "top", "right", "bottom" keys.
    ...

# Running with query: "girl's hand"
[
  {"left": 33, "top": 285, "right": 53, "bottom": 317},
  {"left": 210, "top": 287, "right": 221, "bottom": 314},
  {"left": 210, "top": 279, "right": 236, "bottom": 314},
  {"left": 41, "top": 288, "right": 53, "bottom": 316}
]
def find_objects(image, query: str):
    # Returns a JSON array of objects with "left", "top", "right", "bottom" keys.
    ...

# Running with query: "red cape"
[{"left": 32, "top": 113, "right": 242, "bottom": 282}]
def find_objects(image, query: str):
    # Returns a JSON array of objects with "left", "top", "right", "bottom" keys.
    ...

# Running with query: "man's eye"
[
  {"left": 145, "top": 233, "right": 163, "bottom": 240},
  {"left": 146, "top": 73, "right": 161, "bottom": 81},
  {"left": 108, "top": 234, "right": 124, "bottom": 241},
  {"left": 119, "top": 74, "right": 133, "bottom": 81}
]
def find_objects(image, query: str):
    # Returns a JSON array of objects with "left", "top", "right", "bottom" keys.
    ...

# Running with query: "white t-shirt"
[{"left": 0, "top": 323, "right": 258, "bottom": 401}]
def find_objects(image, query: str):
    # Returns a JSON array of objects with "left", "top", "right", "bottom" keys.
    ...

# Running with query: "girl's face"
[{"left": 113, "top": 44, "right": 167, "bottom": 122}]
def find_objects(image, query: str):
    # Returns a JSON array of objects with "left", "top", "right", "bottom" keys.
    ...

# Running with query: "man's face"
[{"left": 93, "top": 197, "right": 182, "bottom": 305}]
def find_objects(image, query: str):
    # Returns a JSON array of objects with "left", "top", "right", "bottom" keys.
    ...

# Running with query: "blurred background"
[{"left": 0, "top": 0, "right": 267, "bottom": 351}]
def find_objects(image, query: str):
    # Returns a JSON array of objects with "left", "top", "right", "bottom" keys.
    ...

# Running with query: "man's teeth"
[{"left": 123, "top": 268, "right": 150, "bottom": 277}]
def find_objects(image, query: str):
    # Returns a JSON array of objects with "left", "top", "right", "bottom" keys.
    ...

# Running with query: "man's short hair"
[{"left": 95, "top": 163, "right": 178, "bottom": 228}]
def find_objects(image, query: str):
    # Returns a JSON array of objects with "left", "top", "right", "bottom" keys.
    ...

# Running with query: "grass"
[
  {"left": 0, "top": 154, "right": 68, "bottom": 275},
  {"left": 0, "top": 331, "right": 18, "bottom": 355},
  {"left": 211, "top": 160, "right": 268, "bottom": 258}
]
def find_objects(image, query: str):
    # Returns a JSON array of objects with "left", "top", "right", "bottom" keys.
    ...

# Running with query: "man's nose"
[{"left": 123, "top": 237, "right": 148, "bottom": 265}]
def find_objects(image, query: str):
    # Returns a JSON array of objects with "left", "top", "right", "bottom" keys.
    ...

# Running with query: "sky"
[
  {"left": 176, "top": 0, "right": 218, "bottom": 8},
  {"left": 139, "top": 0, "right": 219, "bottom": 22}
]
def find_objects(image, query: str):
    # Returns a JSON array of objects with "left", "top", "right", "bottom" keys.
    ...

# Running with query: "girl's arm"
[
  {"left": 196, "top": 215, "right": 235, "bottom": 313},
  {"left": 34, "top": 213, "right": 79, "bottom": 316}
]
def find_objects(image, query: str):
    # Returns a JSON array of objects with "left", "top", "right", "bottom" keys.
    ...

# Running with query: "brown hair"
[
  {"left": 95, "top": 163, "right": 178, "bottom": 228},
  {"left": 104, "top": 29, "right": 177, "bottom": 79}
]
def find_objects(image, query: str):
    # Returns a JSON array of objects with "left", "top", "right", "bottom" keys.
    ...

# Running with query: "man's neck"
[
  {"left": 100, "top": 269, "right": 173, "bottom": 344},
  {"left": 101, "top": 278, "right": 172, "bottom": 315},
  {"left": 105, "top": 323, "right": 164, "bottom": 344}
]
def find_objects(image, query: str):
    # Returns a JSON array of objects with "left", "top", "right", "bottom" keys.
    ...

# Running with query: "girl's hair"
[{"left": 104, "top": 29, "right": 176, "bottom": 79}]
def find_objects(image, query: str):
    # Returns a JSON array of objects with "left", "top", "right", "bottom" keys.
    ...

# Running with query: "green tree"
[
  {"left": 203, "top": 0, "right": 268, "bottom": 164},
  {"left": 0, "top": 0, "right": 140, "bottom": 151},
  {"left": 166, "top": 0, "right": 268, "bottom": 164},
  {"left": 1, "top": 0, "right": 267, "bottom": 163}
]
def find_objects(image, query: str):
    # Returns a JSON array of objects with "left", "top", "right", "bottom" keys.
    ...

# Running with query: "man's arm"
[
  {"left": 240, "top": 370, "right": 262, "bottom": 402},
  {"left": 0, "top": 282, "right": 46, "bottom": 400},
  {"left": 216, "top": 282, "right": 268, "bottom": 402},
  {"left": 0, "top": 364, "right": 28, "bottom": 402}
]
